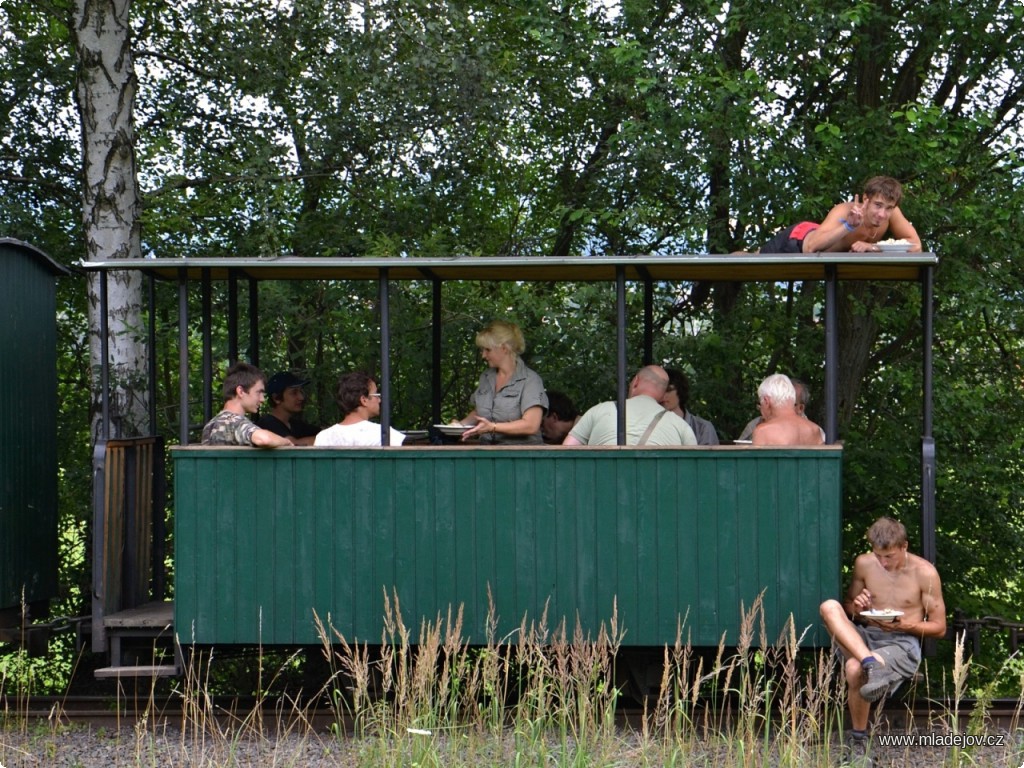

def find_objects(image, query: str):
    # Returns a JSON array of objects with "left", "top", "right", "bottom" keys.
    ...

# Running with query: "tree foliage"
[{"left": 2, "top": 0, "right": 1024, "bottom": 691}]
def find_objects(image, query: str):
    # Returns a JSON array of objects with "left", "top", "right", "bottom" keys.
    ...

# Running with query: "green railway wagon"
[
  {"left": 0, "top": 239, "right": 68, "bottom": 627},
  {"left": 173, "top": 444, "right": 842, "bottom": 648},
  {"left": 81, "top": 252, "right": 935, "bottom": 673}
]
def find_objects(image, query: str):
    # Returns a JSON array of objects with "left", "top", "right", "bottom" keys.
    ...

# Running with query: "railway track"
[
  {"left": 8, "top": 695, "right": 348, "bottom": 732},
  {"left": 9, "top": 695, "right": 1022, "bottom": 733}
]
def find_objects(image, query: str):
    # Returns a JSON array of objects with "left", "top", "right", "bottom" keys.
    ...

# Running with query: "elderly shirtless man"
[
  {"left": 751, "top": 374, "right": 823, "bottom": 446},
  {"left": 820, "top": 517, "right": 947, "bottom": 761}
]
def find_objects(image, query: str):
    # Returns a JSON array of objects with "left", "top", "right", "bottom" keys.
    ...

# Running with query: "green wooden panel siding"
[
  {"left": 0, "top": 246, "right": 61, "bottom": 610},
  {"left": 172, "top": 447, "right": 842, "bottom": 648}
]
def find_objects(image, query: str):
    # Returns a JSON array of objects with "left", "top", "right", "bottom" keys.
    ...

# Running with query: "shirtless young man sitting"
[
  {"left": 758, "top": 175, "right": 923, "bottom": 254},
  {"left": 820, "top": 517, "right": 947, "bottom": 757},
  {"left": 751, "top": 374, "right": 824, "bottom": 446}
]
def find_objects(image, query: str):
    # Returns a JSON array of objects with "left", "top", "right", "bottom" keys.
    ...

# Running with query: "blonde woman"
[{"left": 459, "top": 320, "right": 548, "bottom": 445}]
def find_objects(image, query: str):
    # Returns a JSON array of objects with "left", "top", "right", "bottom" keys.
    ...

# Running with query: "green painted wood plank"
[
  {"left": 443, "top": 457, "right": 479, "bottom": 636},
  {"left": 173, "top": 458, "right": 198, "bottom": 642},
  {"left": 695, "top": 458, "right": 720, "bottom": 642},
  {"left": 572, "top": 458, "right": 598, "bottom": 633},
  {"left": 244, "top": 458, "right": 273, "bottom": 643},
  {"left": 552, "top": 458, "right": 579, "bottom": 641},
  {"left": 361, "top": 459, "right": 383, "bottom": 640},
  {"left": 592, "top": 457, "right": 619, "bottom": 631},
  {"left": 309, "top": 458, "right": 339, "bottom": 640},
  {"left": 616, "top": 458, "right": 640, "bottom": 638},
  {"left": 672, "top": 457, "right": 700, "bottom": 643},
  {"left": 229, "top": 459, "right": 258, "bottom": 644},
  {"left": 512, "top": 459, "right": 537, "bottom": 629},
  {"left": 287, "top": 458, "right": 312, "bottom": 639}
]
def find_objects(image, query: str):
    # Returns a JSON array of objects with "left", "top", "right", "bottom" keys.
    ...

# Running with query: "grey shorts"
[{"left": 852, "top": 624, "right": 922, "bottom": 694}]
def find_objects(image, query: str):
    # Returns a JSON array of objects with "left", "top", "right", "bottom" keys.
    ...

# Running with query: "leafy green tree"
[{"left": 3, "top": 0, "right": 1024, "bottom": 691}]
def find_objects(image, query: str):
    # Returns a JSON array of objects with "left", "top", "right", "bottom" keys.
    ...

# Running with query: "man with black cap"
[{"left": 257, "top": 372, "right": 321, "bottom": 445}]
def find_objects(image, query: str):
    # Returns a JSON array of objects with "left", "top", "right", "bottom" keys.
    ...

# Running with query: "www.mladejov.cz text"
[{"left": 876, "top": 733, "right": 1006, "bottom": 748}]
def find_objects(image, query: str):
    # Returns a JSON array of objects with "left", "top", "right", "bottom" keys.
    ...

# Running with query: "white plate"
[
  {"left": 860, "top": 609, "right": 903, "bottom": 622},
  {"left": 402, "top": 429, "right": 428, "bottom": 439},
  {"left": 433, "top": 424, "right": 471, "bottom": 437},
  {"left": 875, "top": 242, "right": 911, "bottom": 252}
]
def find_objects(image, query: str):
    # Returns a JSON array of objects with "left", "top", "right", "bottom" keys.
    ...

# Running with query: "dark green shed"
[{"left": 0, "top": 239, "right": 68, "bottom": 623}]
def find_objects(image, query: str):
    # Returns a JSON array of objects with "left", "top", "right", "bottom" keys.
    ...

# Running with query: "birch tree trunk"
[{"left": 74, "top": 0, "right": 148, "bottom": 438}]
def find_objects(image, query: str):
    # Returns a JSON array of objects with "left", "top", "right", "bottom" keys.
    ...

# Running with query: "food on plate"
[
  {"left": 875, "top": 238, "right": 913, "bottom": 252},
  {"left": 859, "top": 608, "right": 903, "bottom": 622}
]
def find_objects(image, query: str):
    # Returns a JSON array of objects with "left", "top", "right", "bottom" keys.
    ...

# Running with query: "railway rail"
[{"left": 9, "top": 694, "right": 1023, "bottom": 732}]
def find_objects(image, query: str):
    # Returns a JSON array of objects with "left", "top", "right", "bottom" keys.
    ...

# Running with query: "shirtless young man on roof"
[
  {"left": 758, "top": 175, "right": 923, "bottom": 254},
  {"left": 820, "top": 517, "right": 946, "bottom": 761}
]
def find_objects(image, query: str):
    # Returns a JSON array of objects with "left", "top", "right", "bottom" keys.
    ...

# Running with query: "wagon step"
[
  {"left": 95, "top": 600, "right": 180, "bottom": 678},
  {"left": 94, "top": 664, "right": 179, "bottom": 678}
]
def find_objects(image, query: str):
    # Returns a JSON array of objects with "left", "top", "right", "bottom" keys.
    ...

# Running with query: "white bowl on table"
[{"left": 876, "top": 241, "right": 911, "bottom": 252}]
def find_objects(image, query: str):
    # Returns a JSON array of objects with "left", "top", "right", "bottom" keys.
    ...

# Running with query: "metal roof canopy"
[
  {"left": 80, "top": 252, "right": 938, "bottom": 563},
  {"left": 80, "top": 252, "right": 935, "bottom": 282}
]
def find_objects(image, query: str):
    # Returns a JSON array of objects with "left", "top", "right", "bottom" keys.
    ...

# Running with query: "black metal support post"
[
  {"left": 922, "top": 265, "right": 936, "bottom": 564},
  {"left": 432, "top": 279, "right": 442, "bottom": 427},
  {"left": 616, "top": 266, "right": 627, "bottom": 445},
  {"left": 201, "top": 269, "right": 213, "bottom": 424},
  {"left": 178, "top": 269, "right": 190, "bottom": 445},
  {"left": 643, "top": 274, "right": 653, "bottom": 365},
  {"left": 824, "top": 266, "right": 838, "bottom": 443},
  {"left": 380, "top": 269, "right": 392, "bottom": 444},
  {"left": 147, "top": 275, "right": 157, "bottom": 435},
  {"left": 249, "top": 278, "right": 259, "bottom": 366},
  {"left": 99, "top": 273, "right": 110, "bottom": 441},
  {"left": 228, "top": 270, "right": 239, "bottom": 362}
]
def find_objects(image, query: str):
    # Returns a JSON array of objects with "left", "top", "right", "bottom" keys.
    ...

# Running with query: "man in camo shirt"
[{"left": 201, "top": 362, "right": 293, "bottom": 447}]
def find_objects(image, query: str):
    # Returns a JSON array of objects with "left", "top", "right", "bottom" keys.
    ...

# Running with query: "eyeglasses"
[{"left": 368, "top": 392, "right": 382, "bottom": 398}]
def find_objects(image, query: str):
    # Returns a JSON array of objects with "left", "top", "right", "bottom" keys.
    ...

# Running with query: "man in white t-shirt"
[{"left": 315, "top": 372, "right": 406, "bottom": 447}]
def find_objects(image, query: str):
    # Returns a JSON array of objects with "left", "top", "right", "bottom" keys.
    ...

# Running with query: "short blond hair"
[
  {"left": 867, "top": 517, "right": 908, "bottom": 550},
  {"left": 476, "top": 320, "right": 526, "bottom": 357}
]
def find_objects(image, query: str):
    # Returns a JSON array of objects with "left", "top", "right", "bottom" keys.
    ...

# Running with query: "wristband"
[{"left": 840, "top": 218, "right": 855, "bottom": 232}]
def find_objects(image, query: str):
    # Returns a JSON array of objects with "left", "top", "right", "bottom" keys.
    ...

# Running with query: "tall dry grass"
[
  {"left": 5, "top": 595, "right": 1024, "bottom": 767},
  {"left": 304, "top": 590, "right": 1021, "bottom": 767}
]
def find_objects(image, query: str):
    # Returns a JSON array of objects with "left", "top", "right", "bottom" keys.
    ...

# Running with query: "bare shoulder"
[
  {"left": 822, "top": 201, "right": 852, "bottom": 222},
  {"left": 908, "top": 552, "right": 942, "bottom": 581},
  {"left": 802, "top": 420, "right": 824, "bottom": 443},
  {"left": 750, "top": 420, "right": 776, "bottom": 444},
  {"left": 852, "top": 551, "right": 876, "bottom": 575},
  {"left": 887, "top": 207, "right": 922, "bottom": 248},
  {"left": 908, "top": 551, "right": 937, "bottom": 569}
]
